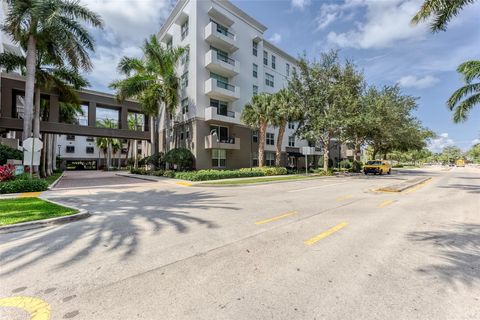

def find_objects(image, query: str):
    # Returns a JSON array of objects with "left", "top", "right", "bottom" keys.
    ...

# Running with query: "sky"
[{"left": 81, "top": 0, "right": 480, "bottom": 152}]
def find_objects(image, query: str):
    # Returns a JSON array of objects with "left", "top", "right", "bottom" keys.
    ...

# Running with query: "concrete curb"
[
  {"left": 48, "top": 171, "right": 65, "bottom": 190},
  {"left": 0, "top": 199, "right": 90, "bottom": 234},
  {"left": 376, "top": 177, "right": 432, "bottom": 193},
  {"left": 115, "top": 172, "right": 165, "bottom": 182},
  {"left": 194, "top": 175, "right": 336, "bottom": 188}
]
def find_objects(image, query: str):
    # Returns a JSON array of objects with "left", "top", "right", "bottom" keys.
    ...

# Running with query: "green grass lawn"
[
  {"left": 0, "top": 197, "right": 78, "bottom": 226},
  {"left": 42, "top": 171, "right": 63, "bottom": 185},
  {"left": 201, "top": 174, "right": 323, "bottom": 185}
]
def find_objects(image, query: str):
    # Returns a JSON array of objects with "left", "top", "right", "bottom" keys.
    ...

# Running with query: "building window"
[
  {"left": 86, "top": 137, "right": 94, "bottom": 142},
  {"left": 66, "top": 135, "right": 75, "bottom": 141},
  {"left": 181, "top": 48, "right": 189, "bottom": 64},
  {"left": 181, "top": 98, "right": 189, "bottom": 114},
  {"left": 181, "top": 71, "right": 188, "bottom": 88},
  {"left": 215, "top": 22, "right": 231, "bottom": 38},
  {"left": 288, "top": 121, "right": 295, "bottom": 129},
  {"left": 286, "top": 63, "right": 290, "bottom": 76},
  {"left": 66, "top": 146, "right": 75, "bottom": 153},
  {"left": 252, "top": 41, "right": 258, "bottom": 56},
  {"left": 252, "top": 130, "right": 258, "bottom": 143},
  {"left": 263, "top": 50, "right": 268, "bottom": 65},
  {"left": 252, "top": 152, "right": 258, "bottom": 167},
  {"left": 266, "top": 152, "right": 275, "bottom": 166},
  {"left": 293, "top": 66, "right": 297, "bottom": 75},
  {"left": 180, "top": 130, "right": 184, "bottom": 140},
  {"left": 308, "top": 140, "right": 315, "bottom": 147},
  {"left": 266, "top": 132, "right": 274, "bottom": 145},
  {"left": 210, "top": 99, "right": 229, "bottom": 116},
  {"left": 166, "top": 39, "right": 172, "bottom": 50},
  {"left": 253, "top": 85, "right": 258, "bottom": 96},
  {"left": 86, "top": 146, "right": 94, "bottom": 154},
  {"left": 288, "top": 136, "right": 295, "bottom": 147},
  {"left": 181, "top": 18, "right": 189, "bottom": 40},
  {"left": 210, "top": 125, "right": 229, "bottom": 142},
  {"left": 253, "top": 63, "right": 258, "bottom": 78},
  {"left": 186, "top": 127, "right": 190, "bottom": 139},
  {"left": 271, "top": 55, "right": 276, "bottom": 69},
  {"left": 265, "top": 73, "right": 274, "bottom": 87},
  {"left": 212, "top": 149, "right": 226, "bottom": 168}
]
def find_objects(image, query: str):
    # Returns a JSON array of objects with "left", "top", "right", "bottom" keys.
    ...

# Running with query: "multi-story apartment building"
[{"left": 157, "top": 0, "right": 315, "bottom": 170}]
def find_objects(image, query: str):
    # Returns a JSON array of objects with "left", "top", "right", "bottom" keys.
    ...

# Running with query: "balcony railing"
[
  {"left": 216, "top": 80, "right": 235, "bottom": 92},
  {"left": 205, "top": 134, "right": 240, "bottom": 150},
  {"left": 217, "top": 109, "right": 235, "bottom": 118},
  {"left": 213, "top": 21, "right": 235, "bottom": 39}
]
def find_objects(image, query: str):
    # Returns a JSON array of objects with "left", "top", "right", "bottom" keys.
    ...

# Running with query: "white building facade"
[{"left": 157, "top": 0, "right": 313, "bottom": 169}]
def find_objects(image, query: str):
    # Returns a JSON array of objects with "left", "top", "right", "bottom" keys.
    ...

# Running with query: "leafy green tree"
[
  {"left": 447, "top": 61, "right": 480, "bottom": 122},
  {"left": 241, "top": 93, "right": 274, "bottom": 167},
  {"left": 110, "top": 35, "right": 186, "bottom": 154},
  {"left": 271, "top": 89, "right": 301, "bottom": 167},
  {"left": 96, "top": 119, "right": 120, "bottom": 170},
  {"left": 2, "top": 0, "right": 103, "bottom": 141},
  {"left": 466, "top": 143, "right": 480, "bottom": 163},
  {"left": 411, "top": 0, "right": 476, "bottom": 32}
]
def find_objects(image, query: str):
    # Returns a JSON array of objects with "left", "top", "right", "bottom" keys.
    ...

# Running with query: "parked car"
[{"left": 363, "top": 160, "right": 392, "bottom": 175}]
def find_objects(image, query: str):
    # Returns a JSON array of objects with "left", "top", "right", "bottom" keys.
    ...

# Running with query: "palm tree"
[
  {"left": 271, "top": 89, "right": 301, "bottom": 167},
  {"left": 110, "top": 35, "right": 186, "bottom": 155},
  {"left": 411, "top": 0, "right": 476, "bottom": 32},
  {"left": 241, "top": 93, "right": 274, "bottom": 167},
  {"left": 2, "top": 0, "right": 103, "bottom": 141},
  {"left": 96, "top": 118, "right": 118, "bottom": 170},
  {"left": 447, "top": 60, "right": 480, "bottom": 122},
  {"left": 127, "top": 114, "right": 144, "bottom": 168}
]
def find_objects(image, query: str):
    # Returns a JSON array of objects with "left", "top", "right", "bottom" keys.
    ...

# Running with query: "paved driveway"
[{"left": 53, "top": 171, "right": 153, "bottom": 189}]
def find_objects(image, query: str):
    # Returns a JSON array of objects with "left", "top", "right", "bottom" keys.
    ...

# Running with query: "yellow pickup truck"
[{"left": 363, "top": 160, "right": 392, "bottom": 175}]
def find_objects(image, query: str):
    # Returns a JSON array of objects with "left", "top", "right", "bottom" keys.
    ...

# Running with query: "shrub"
[
  {"left": 164, "top": 148, "right": 194, "bottom": 170},
  {"left": 0, "top": 144, "right": 22, "bottom": 165},
  {"left": 352, "top": 160, "right": 363, "bottom": 173},
  {"left": 239, "top": 167, "right": 288, "bottom": 176},
  {"left": 312, "top": 168, "right": 334, "bottom": 176},
  {"left": 163, "top": 170, "right": 175, "bottom": 178},
  {"left": 175, "top": 169, "right": 264, "bottom": 181},
  {"left": 339, "top": 160, "right": 352, "bottom": 169},
  {"left": 130, "top": 168, "right": 147, "bottom": 175},
  {"left": 151, "top": 170, "right": 165, "bottom": 177},
  {"left": 0, "top": 179, "right": 49, "bottom": 194},
  {"left": 0, "top": 164, "right": 15, "bottom": 182}
]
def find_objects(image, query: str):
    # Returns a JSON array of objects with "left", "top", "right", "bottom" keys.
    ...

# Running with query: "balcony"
[
  {"left": 204, "top": 21, "right": 238, "bottom": 52},
  {"left": 205, "top": 78, "right": 240, "bottom": 102},
  {"left": 204, "top": 107, "right": 241, "bottom": 125},
  {"left": 205, "top": 134, "right": 240, "bottom": 150},
  {"left": 205, "top": 50, "right": 239, "bottom": 77}
]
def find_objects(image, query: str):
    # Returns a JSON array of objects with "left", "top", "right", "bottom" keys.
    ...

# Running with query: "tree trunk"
[
  {"left": 353, "top": 139, "right": 361, "bottom": 162},
  {"left": 107, "top": 142, "right": 111, "bottom": 170},
  {"left": 150, "top": 115, "right": 158, "bottom": 155},
  {"left": 134, "top": 140, "right": 138, "bottom": 169},
  {"left": 372, "top": 149, "right": 378, "bottom": 160},
  {"left": 40, "top": 133, "right": 47, "bottom": 178},
  {"left": 23, "top": 35, "right": 36, "bottom": 141},
  {"left": 258, "top": 120, "right": 267, "bottom": 167},
  {"left": 52, "top": 134, "right": 58, "bottom": 171},
  {"left": 275, "top": 122, "right": 286, "bottom": 167},
  {"left": 323, "top": 136, "right": 331, "bottom": 172},
  {"left": 47, "top": 134, "right": 53, "bottom": 176}
]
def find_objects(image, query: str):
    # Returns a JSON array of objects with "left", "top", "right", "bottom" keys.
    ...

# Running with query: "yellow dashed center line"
[
  {"left": 403, "top": 178, "right": 433, "bottom": 194},
  {"left": 0, "top": 296, "right": 51, "bottom": 320},
  {"left": 255, "top": 211, "right": 298, "bottom": 225},
  {"left": 304, "top": 222, "right": 348, "bottom": 245},
  {"left": 336, "top": 194, "right": 353, "bottom": 202},
  {"left": 378, "top": 200, "right": 395, "bottom": 208}
]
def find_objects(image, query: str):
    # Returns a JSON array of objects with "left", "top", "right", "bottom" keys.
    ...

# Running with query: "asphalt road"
[{"left": 0, "top": 167, "right": 479, "bottom": 319}]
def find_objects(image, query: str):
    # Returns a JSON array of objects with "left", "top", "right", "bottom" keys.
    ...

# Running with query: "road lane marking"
[
  {"left": 0, "top": 296, "right": 51, "bottom": 320},
  {"left": 176, "top": 181, "right": 192, "bottom": 187},
  {"left": 378, "top": 200, "right": 394, "bottom": 208},
  {"left": 255, "top": 211, "right": 298, "bottom": 225},
  {"left": 336, "top": 194, "right": 353, "bottom": 202},
  {"left": 288, "top": 182, "right": 348, "bottom": 193},
  {"left": 304, "top": 222, "right": 348, "bottom": 245},
  {"left": 19, "top": 192, "right": 42, "bottom": 198}
]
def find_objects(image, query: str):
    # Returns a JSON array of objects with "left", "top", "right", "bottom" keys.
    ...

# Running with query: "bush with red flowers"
[{"left": 0, "top": 164, "right": 15, "bottom": 182}]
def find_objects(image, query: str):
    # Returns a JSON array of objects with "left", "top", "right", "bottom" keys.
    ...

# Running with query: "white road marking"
[{"left": 288, "top": 182, "right": 349, "bottom": 193}]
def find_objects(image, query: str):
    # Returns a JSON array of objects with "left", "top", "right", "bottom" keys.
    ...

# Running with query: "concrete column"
[
  {"left": 120, "top": 106, "right": 128, "bottom": 130},
  {"left": 49, "top": 94, "right": 59, "bottom": 122},
  {"left": 88, "top": 101, "right": 96, "bottom": 127}
]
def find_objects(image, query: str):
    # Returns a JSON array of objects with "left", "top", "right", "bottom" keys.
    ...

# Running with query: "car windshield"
[{"left": 367, "top": 161, "right": 383, "bottom": 165}]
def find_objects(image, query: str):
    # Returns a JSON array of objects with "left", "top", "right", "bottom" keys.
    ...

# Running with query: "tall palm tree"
[
  {"left": 447, "top": 60, "right": 480, "bottom": 122},
  {"left": 2, "top": 0, "right": 103, "bottom": 141},
  {"left": 241, "top": 93, "right": 274, "bottom": 167},
  {"left": 127, "top": 113, "right": 144, "bottom": 168},
  {"left": 411, "top": 0, "right": 476, "bottom": 32},
  {"left": 110, "top": 35, "right": 186, "bottom": 155},
  {"left": 96, "top": 118, "right": 118, "bottom": 170},
  {"left": 271, "top": 89, "right": 301, "bottom": 167}
]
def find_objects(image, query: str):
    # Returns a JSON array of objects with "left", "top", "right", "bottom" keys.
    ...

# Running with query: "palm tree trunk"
[
  {"left": 134, "top": 140, "right": 138, "bottom": 169},
  {"left": 40, "top": 133, "right": 47, "bottom": 177},
  {"left": 150, "top": 116, "right": 157, "bottom": 155},
  {"left": 275, "top": 122, "right": 286, "bottom": 167},
  {"left": 353, "top": 140, "right": 361, "bottom": 162},
  {"left": 23, "top": 35, "right": 36, "bottom": 141},
  {"left": 47, "top": 134, "right": 53, "bottom": 176},
  {"left": 52, "top": 134, "right": 58, "bottom": 171},
  {"left": 258, "top": 120, "right": 267, "bottom": 167}
]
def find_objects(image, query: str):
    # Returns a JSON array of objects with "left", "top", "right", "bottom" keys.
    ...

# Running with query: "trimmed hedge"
[
  {"left": 0, "top": 144, "right": 22, "bottom": 165},
  {"left": 175, "top": 167, "right": 288, "bottom": 182},
  {"left": 0, "top": 179, "right": 49, "bottom": 194}
]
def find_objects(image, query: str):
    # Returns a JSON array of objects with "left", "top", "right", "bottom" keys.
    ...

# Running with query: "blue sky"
[{"left": 82, "top": 0, "right": 480, "bottom": 152}]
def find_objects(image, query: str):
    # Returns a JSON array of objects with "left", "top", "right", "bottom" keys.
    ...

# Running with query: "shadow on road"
[
  {"left": 408, "top": 223, "right": 480, "bottom": 288},
  {"left": 440, "top": 183, "right": 480, "bottom": 194},
  {"left": 0, "top": 189, "right": 237, "bottom": 276}
]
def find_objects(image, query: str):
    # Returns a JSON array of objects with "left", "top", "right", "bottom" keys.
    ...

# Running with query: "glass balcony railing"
[
  {"left": 216, "top": 80, "right": 235, "bottom": 92},
  {"left": 216, "top": 53, "right": 235, "bottom": 66}
]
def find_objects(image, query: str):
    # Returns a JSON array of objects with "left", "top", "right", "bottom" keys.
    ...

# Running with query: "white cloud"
[
  {"left": 397, "top": 75, "right": 439, "bottom": 89},
  {"left": 429, "top": 133, "right": 454, "bottom": 153},
  {"left": 268, "top": 33, "right": 282, "bottom": 44},
  {"left": 79, "top": 0, "right": 174, "bottom": 91},
  {"left": 472, "top": 138, "right": 480, "bottom": 146},
  {"left": 315, "top": 0, "right": 363, "bottom": 31},
  {"left": 325, "top": 0, "right": 429, "bottom": 49},
  {"left": 291, "top": 0, "right": 310, "bottom": 10}
]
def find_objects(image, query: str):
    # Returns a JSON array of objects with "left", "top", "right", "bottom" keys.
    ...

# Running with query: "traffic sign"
[
  {"left": 23, "top": 138, "right": 43, "bottom": 152},
  {"left": 23, "top": 137, "right": 43, "bottom": 166}
]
